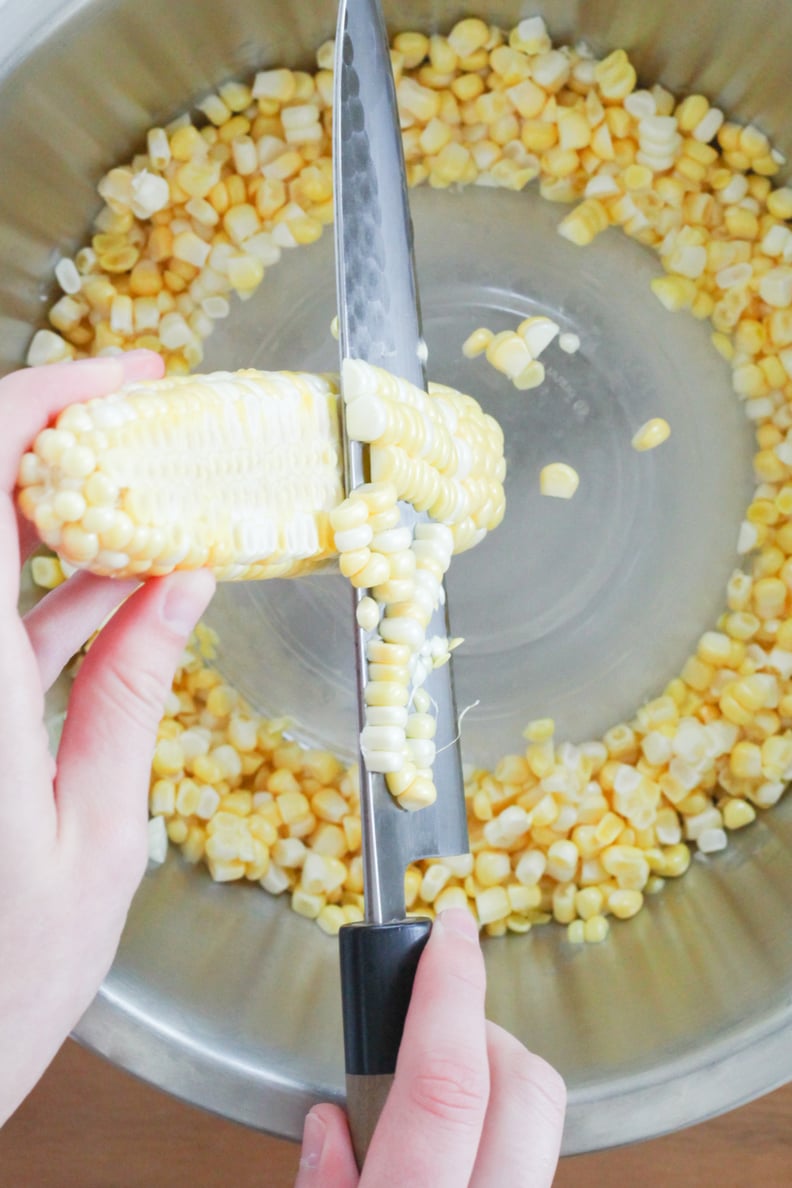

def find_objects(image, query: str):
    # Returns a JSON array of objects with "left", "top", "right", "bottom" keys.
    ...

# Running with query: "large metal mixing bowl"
[{"left": 4, "top": 0, "right": 792, "bottom": 1154}]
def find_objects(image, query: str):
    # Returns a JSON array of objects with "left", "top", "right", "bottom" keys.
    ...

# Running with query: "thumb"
[
  {"left": 359, "top": 910, "right": 489, "bottom": 1188},
  {"left": 56, "top": 570, "right": 215, "bottom": 882},
  {"left": 294, "top": 1104, "right": 359, "bottom": 1188}
]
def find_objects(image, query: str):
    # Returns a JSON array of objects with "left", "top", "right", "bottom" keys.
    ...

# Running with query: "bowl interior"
[
  {"left": 4, "top": 0, "right": 792, "bottom": 1154},
  {"left": 204, "top": 183, "right": 752, "bottom": 765}
]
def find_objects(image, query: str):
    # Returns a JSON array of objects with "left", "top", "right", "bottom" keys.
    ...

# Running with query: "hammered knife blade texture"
[{"left": 333, "top": 0, "right": 469, "bottom": 927}]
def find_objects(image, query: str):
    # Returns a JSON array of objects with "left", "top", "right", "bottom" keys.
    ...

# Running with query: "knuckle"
[
  {"left": 409, "top": 1052, "right": 489, "bottom": 1128},
  {"left": 93, "top": 649, "right": 167, "bottom": 738}
]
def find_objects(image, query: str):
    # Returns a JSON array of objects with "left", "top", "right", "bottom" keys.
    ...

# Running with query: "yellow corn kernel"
[
  {"left": 418, "top": 117, "right": 453, "bottom": 156},
  {"left": 317, "top": 904, "right": 346, "bottom": 936},
  {"left": 253, "top": 67, "right": 297, "bottom": 105},
  {"left": 594, "top": 50, "right": 637, "bottom": 102},
  {"left": 651, "top": 275, "right": 697, "bottom": 312},
  {"left": 521, "top": 120, "right": 558, "bottom": 154},
  {"left": 432, "top": 886, "right": 469, "bottom": 913},
  {"left": 709, "top": 331, "right": 734, "bottom": 362},
  {"left": 594, "top": 812, "right": 624, "bottom": 847},
  {"left": 588, "top": 120, "right": 614, "bottom": 160},
  {"left": 566, "top": 919, "right": 585, "bottom": 944},
  {"left": 30, "top": 554, "right": 66, "bottom": 589},
  {"left": 623, "top": 163, "right": 654, "bottom": 192},
  {"left": 583, "top": 914, "right": 610, "bottom": 943},
  {"left": 753, "top": 577, "right": 787, "bottom": 618},
  {"left": 462, "top": 327, "right": 494, "bottom": 358},
  {"left": 603, "top": 724, "right": 638, "bottom": 761},
  {"left": 678, "top": 657, "right": 712, "bottom": 696},
  {"left": 676, "top": 94, "right": 709, "bottom": 133},
  {"left": 607, "top": 889, "right": 643, "bottom": 919},
  {"left": 542, "top": 146, "right": 581, "bottom": 180},
  {"left": 730, "top": 740, "right": 762, "bottom": 779},
  {"left": 150, "top": 778, "right": 177, "bottom": 817},
  {"left": 152, "top": 738, "right": 185, "bottom": 778},
  {"left": 722, "top": 798, "right": 757, "bottom": 830},
  {"left": 707, "top": 638, "right": 747, "bottom": 674},
  {"left": 766, "top": 186, "right": 792, "bottom": 220},
  {"left": 507, "top": 883, "right": 542, "bottom": 914},
  {"left": 759, "top": 354, "right": 787, "bottom": 390},
  {"left": 539, "top": 462, "right": 580, "bottom": 498},
  {"left": 631, "top": 417, "right": 671, "bottom": 451},
  {"left": 167, "top": 818, "right": 189, "bottom": 845},
  {"left": 657, "top": 844, "right": 691, "bottom": 878},
  {"left": 447, "top": 18, "right": 490, "bottom": 59},
  {"left": 474, "top": 849, "right": 511, "bottom": 887},
  {"left": 574, "top": 887, "right": 604, "bottom": 920},
  {"left": 761, "top": 735, "right": 792, "bottom": 780},
  {"left": 557, "top": 109, "right": 592, "bottom": 152},
  {"left": 170, "top": 124, "right": 205, "bottom": 161},
  {"left": 451, "top": 73, "right": 485, "bottom": 103},
  {"left": 551, "top": 883, "right": 576, "bottom": 925},
  {"left": 524, "top": 718, "right": 555, "bottom": 745},
  {"left": 432, "top": 141, "right": 471, "bottom": 183},
  {"left": 724, "top": 206, "right": 759, "bottom": 239},
  {"left": 475, "top": 885, "right": 510, "bottom": 926},
  {"left": 291, "top": 888, "right": 326, "bottom": 919}
]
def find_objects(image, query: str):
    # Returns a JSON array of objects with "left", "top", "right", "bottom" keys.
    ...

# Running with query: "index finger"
[
  {"left": 360, "top": 909, "right": 490, "bottom": 1188},
  {"left": 0, "top": 350, "right": 164, "bottom": 492}
]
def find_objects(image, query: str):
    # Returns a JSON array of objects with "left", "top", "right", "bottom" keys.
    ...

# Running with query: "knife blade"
[{"left": 332, "top": 0, "right": 470, "bottom": 1166}]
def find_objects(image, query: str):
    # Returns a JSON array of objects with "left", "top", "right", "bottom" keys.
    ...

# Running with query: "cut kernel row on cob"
[
  {"left": 19, "top": 369, "right": 343, "bottom": 581},
  {"left": 16, "top": 360, "right": 506, "bottom": 581}
]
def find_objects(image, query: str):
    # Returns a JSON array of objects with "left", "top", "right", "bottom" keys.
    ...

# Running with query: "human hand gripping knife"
[{"left": 333, "top": 0, "right": 470, "bottom": 1168}]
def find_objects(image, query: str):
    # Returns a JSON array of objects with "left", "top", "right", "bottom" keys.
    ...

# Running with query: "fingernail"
[
  {"left": 161, "top": 573, "right": 214, "bottom": 633},
  {"left": 299, "top": 1110, "right": 326, "bottom": 1170},
  {"left": 122, "top": 347, "right": 161, "bottom": 359},
  {"left": 437, "top": 907, "right": 480, "bottom": 941}
]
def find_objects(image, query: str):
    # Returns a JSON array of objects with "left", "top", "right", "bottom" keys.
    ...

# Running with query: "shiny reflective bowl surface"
[{"left": 4, "top": 0, "right": 792, "bottom": 1155}]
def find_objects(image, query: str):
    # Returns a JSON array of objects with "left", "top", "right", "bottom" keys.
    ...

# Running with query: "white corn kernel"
[
  {"left": 147, "top": 816, "right": 169, "bottom": 864},
  {"left": 558, "top": 332, "right": 581, "bottom": 354},
  {"left": 517, "top": 315, "right": 559, "bottom": 358}
]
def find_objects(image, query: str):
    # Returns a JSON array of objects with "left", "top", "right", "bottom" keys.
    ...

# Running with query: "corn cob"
[
  {"left": 18, "top": 359, "right": 506, "bottom": 814},
  {"left": 17, "top": 361, "right": 505, "bottom": 581}
]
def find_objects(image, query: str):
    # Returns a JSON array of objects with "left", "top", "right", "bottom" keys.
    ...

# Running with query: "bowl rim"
[{"left": 74, "top": 944, "right": 792, "bottom": 1154}]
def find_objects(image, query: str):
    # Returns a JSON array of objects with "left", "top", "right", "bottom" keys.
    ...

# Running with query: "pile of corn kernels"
[{"left": 30, "top": 15, "right": 792, "bottom": 941}]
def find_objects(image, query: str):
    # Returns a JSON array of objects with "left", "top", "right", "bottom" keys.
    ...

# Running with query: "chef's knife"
[{"left": 332, "top": 0, "right": 470, "bottom": 1167}]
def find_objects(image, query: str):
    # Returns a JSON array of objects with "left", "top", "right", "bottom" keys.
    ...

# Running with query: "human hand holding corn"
[
  {"left": 2, "top": 354, "right": 565, "bottom": 1181},
  {"left": 0, "top": 352, "right": 214, "bottom": 1126},
  {"left": 294, "top": 908, "right": 566, "bottom": 1187}
]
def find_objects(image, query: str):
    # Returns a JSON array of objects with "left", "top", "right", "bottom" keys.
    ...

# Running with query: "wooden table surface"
[{"left": 3, "top": 1039, "right": 792, "bottom": 1186}]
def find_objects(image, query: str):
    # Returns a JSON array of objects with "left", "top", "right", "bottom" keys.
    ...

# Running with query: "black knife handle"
[{"left": 339, "top": 917, "right": 432, "bottom": 1167}]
